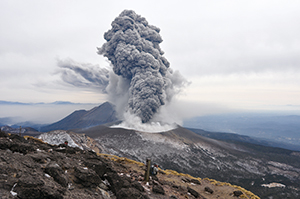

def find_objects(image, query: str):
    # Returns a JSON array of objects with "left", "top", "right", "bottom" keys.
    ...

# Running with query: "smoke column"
[{"left": 98, "top": 10, "right": 186, "bottom": 124}]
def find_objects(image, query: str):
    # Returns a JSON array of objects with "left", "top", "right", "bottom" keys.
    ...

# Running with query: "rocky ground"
[{"left": 0, "top": 130, "right": 258, "bottom": 199}]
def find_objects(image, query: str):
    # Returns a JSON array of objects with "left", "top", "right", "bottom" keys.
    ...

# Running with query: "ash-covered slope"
[
  {"left": 40, "top": 102, "right": 118, "bottom": 132},
  {"left": 0, "top": 130, "right": 259, "bottom": 199},
  {"left": 72, "top": 125, "right": 300, "bottom": 199},
  {"left": 38, "top": 130, "right": 106, "bottom": 154}
]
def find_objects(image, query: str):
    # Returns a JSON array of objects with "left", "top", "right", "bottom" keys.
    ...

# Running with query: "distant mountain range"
[
  {"left": 0, "top": 100, "right": 97, "bottom": 106},
  {"left": 1, "top": 101, "right": 300, "bottom": 151},
  {"left": 184, "top": 113, "right": 300, "bottom": 149},
  {"left": 0, "top": 125, "right": 40, "bottom": 137},
  {"left": 187, "top": 128, "right": 300, "bottom": 151}
]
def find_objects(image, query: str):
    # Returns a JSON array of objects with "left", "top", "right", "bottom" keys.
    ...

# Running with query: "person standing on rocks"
[{"left": 151, "top": 164, "right": 158, "bottom": 176}]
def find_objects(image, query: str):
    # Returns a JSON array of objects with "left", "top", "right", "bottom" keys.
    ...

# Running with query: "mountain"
[
  {"left": 64, "top": 125, "right": 300, "bottom": 199},
  {"left": 0, "top": 125, "right": 40, "bottom": 137},
  {"left": 0, "top": 130, "right": 259, "bottom": 199},
  {"left": 187, "top": 127, "right": 300, "bottom": 151},
  {"left": 0, "top": 100, "right": 95, "bottom": 106},
  {"left": 11, "top": 121, "right": 45, "bottom": 132},
  {"left": 0, "top": 117, "right": 22, "bottom": 126},
  {"left": 40, "top": 102, "right": 118, "bottom": 132},
  {"left": 183, "top": 114, "right": 300, "bottom": 149}
]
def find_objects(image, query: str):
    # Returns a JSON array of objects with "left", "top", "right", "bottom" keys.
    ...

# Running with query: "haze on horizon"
[{"left": 1, "top": 0, "right": 300, "bottom": 124}]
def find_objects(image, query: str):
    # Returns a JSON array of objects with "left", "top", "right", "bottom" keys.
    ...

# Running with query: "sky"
[{"left": 1, "top": 0, "right": 300, "bottom": 123}]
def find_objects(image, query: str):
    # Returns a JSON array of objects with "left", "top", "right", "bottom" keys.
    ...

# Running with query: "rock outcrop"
[{"left": 0, "top": 130, "right": 259, "bottom": 199}]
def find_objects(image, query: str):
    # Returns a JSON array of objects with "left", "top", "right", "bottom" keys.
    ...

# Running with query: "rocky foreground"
[{"left": 0, "top": 130, "right": 259, "bottom": 199}]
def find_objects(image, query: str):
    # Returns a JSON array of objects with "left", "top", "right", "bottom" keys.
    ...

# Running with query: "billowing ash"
[
  {"left": 98, "top": 10, "right": 185, "bottom": 123},
  {"left": 57, "top": 59, "right": 109, "bottom": 93},
  {"left": 57, "top": 10, "right": 188, "bottom": 129}
]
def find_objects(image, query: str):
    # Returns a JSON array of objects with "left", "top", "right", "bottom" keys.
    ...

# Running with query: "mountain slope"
[
  {"left": 72, "top": 125, "right": 300, "bottom": 199},
  {"left": 0, "top": 130, "right": 259, "bottom": 199},
  {"left": 40, "top": 102, "right": 118, "bottom": 132},
  {"left": 187, "top": 127, "right": 300, "bottom": 151},
  {"left": 184, "top": 114, "right": 300, "bottom": 149}
]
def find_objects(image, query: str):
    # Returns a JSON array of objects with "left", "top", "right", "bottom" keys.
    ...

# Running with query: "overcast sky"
[{"left": 1, "top": 0, "right": 300, "bottom": 122}]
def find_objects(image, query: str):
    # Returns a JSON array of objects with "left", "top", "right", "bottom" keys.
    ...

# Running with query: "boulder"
[
  {"left": 44, "top": 162, "right": 68, "bottom": 187},
  {"left": 233, "top": 190, "right": 243, "bottom": 197},
  {"left": 15, "top": 174, "right": 64, "bottom": 199},
  {"left": 187, "top": 186, "right": 199, "bottom": 198},
  {"left": 132, "top": 181, "right": 144, "bottom": 192},
  {"left": 152, "top": 184, "right": 165, "bottom": 195},
  {"left": 105, "top": 172, "right": 130, "bottom": 194},
  {"left": 191, "top": 178, "right": 201, "bottom": 185},
  {"left": 74, "top": 166, "right": 101, "bottom": 187},
  {"left": 204, "top": 186, "right": 214, "bottom": 194},
  {"left": 116, "top": 187, "right": 149, "bottom": 199}
]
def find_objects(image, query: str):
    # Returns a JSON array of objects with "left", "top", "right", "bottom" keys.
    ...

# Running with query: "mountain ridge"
[
  {"left": 0, "top": 130, "right": 259, "bottom": 199},
  {"left": 40, "top": 102, "right": 118, "bottom": 132},
  {"left": 187, "top": 127, "right": 300, "bottom": 151},
  {"left": 70, "top": 125, "right": 300, "bottom": 198}
]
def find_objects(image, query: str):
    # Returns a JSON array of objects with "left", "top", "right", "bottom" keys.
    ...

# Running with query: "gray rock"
[
  {"left": 233, "top": 190, "right": 243, "bottom": 197},
  {"left": 187, "top": 186, "right": 199, "bottom": 198},
  {"left": 204, "top": 186, "right": 213, "bottom": 194},
  {"left": 152, "top": 184, "right": 165, "bottom": 195}
]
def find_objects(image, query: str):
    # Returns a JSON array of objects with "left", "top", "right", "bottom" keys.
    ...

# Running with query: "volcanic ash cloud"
[{"left": 98, "top": 10, "right": 187, "bottom": 124}]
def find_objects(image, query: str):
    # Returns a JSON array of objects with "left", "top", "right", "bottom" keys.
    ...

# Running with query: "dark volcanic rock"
[
  {"left": 132, "top": 180, "right": 145, "bottom": 192},
  {"left": 74, "top": 166, "right": 102, "bottom": 187},
  {"left": 187, "top": 186, "right": 199, "bottom": 198},
  {"left": 44, "top": 162, "right": 68, "bottom": 187},
  {"left": 191, "top": 178, "right": 201, "bottom": 185},
  {"left": 15, "top": 174, "right": 64, "bottom": 199},
  {"left": 117, "top": 187, "right": 149, "bottom": 199},
  {"left": 0, "top": 131, "right": 152, "bottom": 199},
  {"left": 233, "top": 190, "right": 243, "bottom": 197},
  {"left": 105, "top": 171, "right": 130, "bottom": 194},
  {"left": 0, "top": 130, "right": 7, "bottom": 137},
  {"left": 152, "top": 184, "right": 165, "bottom": 195},
  {"left": 204, "top": 186, "right": 214, "bottom": 194},
  {"left": 0, "top": 130, "right": 259, "bottom": 199},
  {"left": 18, "top": 174, "right": 44, "bottom": 188},
  {"left": 84, "top": 158, "right": 112, "bottom": 177}
]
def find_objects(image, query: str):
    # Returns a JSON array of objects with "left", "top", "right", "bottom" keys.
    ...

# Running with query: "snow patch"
[
  {"left": 10, "top": 183, "right": 17, "bottom": 196},
  {"left": 45, "top": 173, "right": 51, "bottom": 178},
  {"left": 38, "top": 130, "right": 82, "bottom": 149},
  {"left": 261, "top": 182, "right": 286, "bottom": 188}
]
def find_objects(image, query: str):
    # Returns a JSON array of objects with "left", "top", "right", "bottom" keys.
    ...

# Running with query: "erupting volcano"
[{"left": 98, "top": 10, "right": 186, "bottom": 124}]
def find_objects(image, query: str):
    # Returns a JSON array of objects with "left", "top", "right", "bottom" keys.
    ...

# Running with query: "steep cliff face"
[{"left": 0, "top": 130, "right": 259, "bottom": 199}]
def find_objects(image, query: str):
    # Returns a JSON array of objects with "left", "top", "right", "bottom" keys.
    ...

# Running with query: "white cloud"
[
  {"left": 0, "top": 0, "right": 300, "bottom": 121},
  {"left": 182, "top": 71, "right": 300, "bottom": 112}
]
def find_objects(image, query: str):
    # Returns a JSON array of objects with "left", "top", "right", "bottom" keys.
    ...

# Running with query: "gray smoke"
[
  {"left": 98, "top": 10, "right": 187, "bottom": 123},
  {"left": 57, "top": 59, "right": 109, "bottom": 93}
]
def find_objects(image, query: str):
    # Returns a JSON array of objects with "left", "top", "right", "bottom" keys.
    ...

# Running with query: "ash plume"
[
  {"left": 57, "top": 59, "right": 109, "bottom": 92},
  {"left": 98, "top": 10, "right": 187, "bottom": 124}
]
